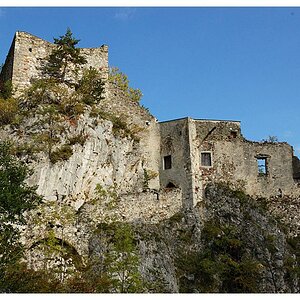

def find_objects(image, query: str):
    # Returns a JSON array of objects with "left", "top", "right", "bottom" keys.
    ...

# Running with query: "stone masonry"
[
  {"left": 0, "top": 31, "right": 108, "bottom": 96},
  {"left": 160, "top": 117, "right": 300, "bottom": 207},
  {"left": 1, "top": 31, "right": 300, "bottom": 210}
]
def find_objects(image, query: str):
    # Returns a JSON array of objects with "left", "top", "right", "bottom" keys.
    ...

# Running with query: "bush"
[
  {"left": 68, "top": 133, "right": 88, "bottom": 146},
  {"left": 0, "top": 97, "right": 18, "bottom": 126},
  {"left": 0, "top": 80, "right": 13, "bottom": 99},
  {"left": 109, "top": 67, "right": 142, "bottom": 102},
  {"left": 49, "top": 144, "right": 73, "bottom": 164},
  {"left": 59, "top": 94, "right": 85, "bottom": 118},
  {"left": 23, "top": 78, "right": 69, "bottom": 109},
  {"left": 76, "top": 68, "right": 105, "bottom": 105}
]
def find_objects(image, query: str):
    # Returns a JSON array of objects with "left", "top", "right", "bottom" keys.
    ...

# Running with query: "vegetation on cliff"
[
  {"left": 0, "top": 29, "right": 299, "bottom": 293},
  {"left": 0, "top": 29, "right": 143, "bottom": 165},
  {"left": 0, "top": 141, "right": 42, "bottom": 292}
]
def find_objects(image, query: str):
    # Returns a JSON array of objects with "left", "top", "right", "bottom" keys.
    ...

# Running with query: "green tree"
[
  {"left": 0, "top": 80, "right": 13, "bottom": 99},
  {"left": 0, "top": 141, "right": 42, "bottom": 292},
  {"left": 92, "top": 222, "right": 144, "bottom": 293},
  {"left": 75, "top": 67, "right": 105, "bottom": 105},
  {"left": 0, "top": 97, "right": 18, "bottom": 126},
  {"left": 106, "top": 223, "right": 143, "bottom": 293},
  {"left": 33, "top": 104, "right": 65, "bottom": 158},
  {"left": 43, "top": 28, "right": 87, "bottom": 84},
  {"left": 109, "top": 67, "right": 143, "bottom": 102}
]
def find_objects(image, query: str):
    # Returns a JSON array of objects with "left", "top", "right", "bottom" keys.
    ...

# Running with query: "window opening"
[
  {"left": 257, "top": 158, "right": 267, "bottom": 175},
  {"left": 163, "top": 155, "right": 172, "bottom": 170},
  {"left": 230, "top": 131, "right": 237, "bottom": 138},
  {"left": 166, "top": 182, "right": 176, "bottom": 188},
  {"left": 201, "top": 152, "right": 212, "bottom": 167}
]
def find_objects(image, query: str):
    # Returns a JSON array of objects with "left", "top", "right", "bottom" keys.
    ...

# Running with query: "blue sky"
[{"left": 0, "top": 7, "right": 300, "bottom": 155}]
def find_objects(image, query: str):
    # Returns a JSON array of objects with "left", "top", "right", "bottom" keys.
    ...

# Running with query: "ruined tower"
[{"left": 0, "top": 31, "right": 109, "bottom": 96}]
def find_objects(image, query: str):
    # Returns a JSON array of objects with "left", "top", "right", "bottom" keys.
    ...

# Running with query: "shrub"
[
  {"left": 76, "top": 68, "right": 105, "bottom": 105},
  {"left": 129, "top": 87, "right": 143, "bottom": 102},
  {"left": 68, "top": 133, "right": 88, "bottom": 146},
  {"left": 49, "top": 144, "right": 73, "bottom": 164},
  {"left": 0, "top": 80, "right": 13, "bottom": 99},
  {"left": 59, "top": 94, "right": 85, "bottom": 118},
  {"left": 109, "top": 67, "right": 142, "bottom": 102},
  {"left": 0, "top": 97, "right": 18, "bottom": 126},
  {"left": 23, "top": 78, "right": 69, "bottom": 109}
]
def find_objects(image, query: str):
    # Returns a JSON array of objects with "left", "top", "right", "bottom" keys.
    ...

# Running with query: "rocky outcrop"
[{"left": 94, "top": 183, "right": 298, "bottom": 293}]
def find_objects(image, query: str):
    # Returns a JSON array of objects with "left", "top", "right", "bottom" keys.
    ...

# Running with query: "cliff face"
[
  {"left": 103, "top": 184, "right": 298, "bottom": 293},
  {"left": 1, "top": 37, "right": 299, "bottom": 291},
  {"left": 1, "top": 80, "right": 299, "bottom": 292}
]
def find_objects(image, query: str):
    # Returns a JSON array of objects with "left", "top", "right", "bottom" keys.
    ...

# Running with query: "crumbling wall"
[
  {"left": 293, "top": 155, "right": 300, "bottom": 181},
  {"left": 159, "top": 118, "right": 194, "bottom": 208},
  {"left": 23, "top": 188, "right": 182, "bottom": 261},
  {"left": 0, "top": 31, "right": 109, "bottom": 96},
  {"left": 159, "top": 117, "right": 299, "bottom": 207},
  {"left": 190, "top": 119, "right": 242, "bottom": 205},
  {"left": 11, "top": 31, "right": 54, "bottom": 93},
  {"left": 192, "top": 119, "right": 299, "bottom": 198},
  {"left": 103, "top": 83, "right": 161, "bottom": 190}
]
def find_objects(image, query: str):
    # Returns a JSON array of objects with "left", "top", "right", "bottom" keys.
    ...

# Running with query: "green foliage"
[
  {"left": 68, "top": 132, "right": 88, "bottom": 146},
  {"left": 90, "top": 107, "right": 138, "bottom": 140},
  {"left": 110, "top": 114, "right": 132, "bottom": 137},
  {"left": 42, "top": 28, "right": 87, "bottom": 84},
  {"left": 0, "top": 142, "right": 41, "bottom": 292},
  {"left": 76, "top": 67, "right": 105, "bottom": 105},
  {"left": 89, "top": 183, "right": 119, "bottom": 209},
  {"left": 176, "top": 220, "right": 263, "bottom": 293},
  {"left": 0, "top": 97, "right": 19, "bottom": 126},
  {"left": 109, "top": 67, "right": 129, "bottom": 90},
  {"left": 109, "top": 67, "right": 143, "bottom": 102},
  {"left": 94, "top": 222, "right": 144, "bottom": 293},
  {"left": 32, "top": 104, "right": 65, "bottom": 157},
  {"left": 129, "top": 87, "right": 143, "bottom": 102},
  {"left": 12, "top": 141, "right": 43, "bottom": 159},
  {"left": 0, "top": 141, "right": 42, "bottom": 222},
  {"left": 49, "top": 144, "right": 73, "bottom": 164},
  {"left": 23, "top": 78, "right": 69, "bottom": 109},
  {"left": 0, "top": 80, "right": 13, "bottom": 99},
  {"left": 0, "top": 262, "right": 62, "bottom": 293}
]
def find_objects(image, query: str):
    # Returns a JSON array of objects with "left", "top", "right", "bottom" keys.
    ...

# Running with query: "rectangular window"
[
  {"left": 257, "top": 158, "right": 267, "bottom": 175},
  {"left": 163, "top": 155, "right": 172, "bottom": 170},
  {"left": 201, "top": 152, "right": 212, "bottom": 167}
]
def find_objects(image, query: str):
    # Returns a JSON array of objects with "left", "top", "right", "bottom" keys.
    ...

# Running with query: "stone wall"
[
  {"left": 190, "top": 119, "right": 242, "bottom": 205},
  {"left": 0, "top": 31, "right": 108, "bottom": 96},
  {"left": 191, "top": 119, "right": 299, "bottom": 198},
  {"left": 293, "top": 155, "right": 300, "bottom": 181},
  {"left": 11, "top": 31, "right": 54, "bottom": 93},
  {"left": 159, "top": 118, "right": 194, "bottom": 208},
  {"left": 23, "top": 188, "right": 182, "bottom": 261},
  {"left": 0, "top": 35, "right": 15, "bottom": 86},
  {"left": 159, "top": 118, "right": 300, "bottom": 206},
  {"left": 102, "top": 83, "right": 161, "bottom": 190}
]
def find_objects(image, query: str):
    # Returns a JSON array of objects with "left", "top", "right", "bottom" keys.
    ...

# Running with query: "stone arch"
[
  {"left": 166, "top": 181, "right": 177, "bottom": 188},
  {"left": 29, "top": 237, "right": 83, "bottom": 270}
]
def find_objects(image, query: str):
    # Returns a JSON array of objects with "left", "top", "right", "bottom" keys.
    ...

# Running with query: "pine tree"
[
  {"left": 43, "top": 28, "right": 87, "bottom": 84},
  {"left": 105, "top": 223, "right": 143, "bottom": 293}
]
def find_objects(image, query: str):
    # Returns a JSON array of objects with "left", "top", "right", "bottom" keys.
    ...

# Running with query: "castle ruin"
[{"left": 1, "top": 31, "right": 300, "bottom": 209}]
